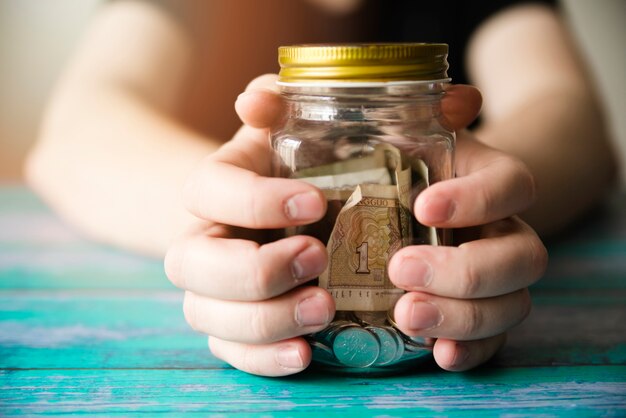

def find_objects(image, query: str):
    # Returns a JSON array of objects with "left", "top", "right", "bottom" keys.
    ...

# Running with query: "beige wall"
[
  {"left": 562, "top": 0, "right": 626, "bottom": 187},
  {"left": 0, "top": 0, "right": 101, "bottom": 180},
  {"left": 1, "top": 0, "right": 625, "bottom": 185}
]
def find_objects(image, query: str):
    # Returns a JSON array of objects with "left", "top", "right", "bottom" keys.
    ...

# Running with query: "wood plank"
[
  {"left": 0, "top": 186, "right": 169, "bottom": 290},
  {"left": 1, "top": 289, "right": 625, "bottom": 369},
  {"left": 1, "top": 366, "right": 625, "bottom": 416},
  {"left": 0, "top": 246, "right": 171, "bottom": 290},
  {"left": 0, "top": 290, "right": 221, "bottom": 369}
]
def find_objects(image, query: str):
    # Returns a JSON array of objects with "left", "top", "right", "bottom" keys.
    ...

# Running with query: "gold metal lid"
[{"left": 278, "top": 43, "right": 449, "bottom": 83}]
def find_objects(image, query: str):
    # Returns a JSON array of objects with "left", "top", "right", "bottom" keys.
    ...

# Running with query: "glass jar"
[{"left": 270, "top": 44, "right": 454, "bottom": 373}]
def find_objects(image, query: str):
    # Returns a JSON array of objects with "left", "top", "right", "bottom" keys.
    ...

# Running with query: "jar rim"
[
  {"left": 278, "top": 43, "right": 449, "bottom": 83},
  {"left": 276, "top": 78, "right": 451, "bottom": 88}
]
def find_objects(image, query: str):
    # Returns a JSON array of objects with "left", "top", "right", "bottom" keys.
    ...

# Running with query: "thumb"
[{"left": 441, "top": 84, "right": 483, "bottom": 130}]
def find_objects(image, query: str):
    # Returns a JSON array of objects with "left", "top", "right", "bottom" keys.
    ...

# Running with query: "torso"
[{"left": 177, "top": 0, "right": 369, "bottom": 141}]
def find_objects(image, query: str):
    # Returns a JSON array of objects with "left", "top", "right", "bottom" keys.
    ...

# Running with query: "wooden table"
[{"left": 1, "top": 185, "right": 625, "bottom": 416}]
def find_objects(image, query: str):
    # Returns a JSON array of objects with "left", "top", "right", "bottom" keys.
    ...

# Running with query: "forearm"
[
  {"left": 467, "top": 4, "right": 618, "bottom": 236},
  {"left": 25, "top": 1, "right": 226, "bottom": 256},
  {"left": 26, "top": 85, "right": 218, "bottom": 257},
  {"left": 474, "top": 89, "right": 617, "bottom": 236}
]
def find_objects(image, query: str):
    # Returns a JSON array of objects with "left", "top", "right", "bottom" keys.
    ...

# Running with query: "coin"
[
  {"left": 309, "top": 340, "right": 336, "bottom": 365},
  {"left": 405, "top": 335, "right": 436, "bottom": 349},
  {"left": 400, "top": 345, "right": 433, "bottom": 362},
  {"left": 386, "top": 308, "right": 401, "bottom": 329},
  {"left": 366, "top": 326, "right": 401, "bottom": 366},
  {"left": 332, "top": 326, "right": 380, "bottom": 368},
  {"left": 353, "top": 311, "right": 387, "bottom": 326},
  {"left": 324, "top": 320, "right": 355, "bottom": 341},
  {"left": 311, "top": 320, "right": 351, "bottom": 345}
]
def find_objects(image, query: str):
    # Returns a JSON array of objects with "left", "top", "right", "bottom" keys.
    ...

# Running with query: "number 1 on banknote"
[{"left": 355, "top": 242, "right": 370, "bottom": 274}]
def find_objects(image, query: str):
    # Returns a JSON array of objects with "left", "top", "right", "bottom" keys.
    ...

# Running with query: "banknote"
[
  {"left": 319, "top": 183, "right": 405, "bottom": 311},
  {"left": 292, "top": 142, "right": 438, "bottom": 311}
]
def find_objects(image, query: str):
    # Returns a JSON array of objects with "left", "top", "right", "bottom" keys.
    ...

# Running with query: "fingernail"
[
  {"left": 296, "top": 294, "right": 330, "bottom": 327},
  {"left": 396, "top": 257, "right": 433, "bottom": 289},
  {"left": 291, "top": 245, "right": 326, "bottom": 282},
  {"left": 421, "top": 196, "right": 455, "bottom": 224},
  {"left": 285, "top": 192, "right": 324, "bottom": 221},
  {"left": 276, "top": 345, "right": 305, "bottom": 369},
  {"left": 409, "top": 301, "right": 442, "bottom": 331}
]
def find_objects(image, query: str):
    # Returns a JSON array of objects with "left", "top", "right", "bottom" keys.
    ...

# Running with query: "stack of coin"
[{"left": 307, "top": 311, "right": 434, "bottom": 371}]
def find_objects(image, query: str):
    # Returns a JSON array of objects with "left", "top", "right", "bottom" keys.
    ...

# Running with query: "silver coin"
[
  {"left": 366, "top": 326, "right": 401, "bottom": 366},
  {"left": 388, "top": 327, "right": 409, "bottom": 363},
  {"left": 405, "top": 335, "right": 436, "bottom": 350},
  {"left": 324, "top": 321, "right": 355, "bottom": 340},
  {"left": 309, "top": 340, "right": 336, "bottom": 365},
  {"left": 353, "top": 311, "right": 387, "bottom": 326},
  {"left": 400, "top": 345, "right": 433, "bottom": 362},
  {"left": 332, "top": 326, "right": 380, "bottom": 368},
  {"left": 312, "top": 320, "right": 353, "bottom": 345}
]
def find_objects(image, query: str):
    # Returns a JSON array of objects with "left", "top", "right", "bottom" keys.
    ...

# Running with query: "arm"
[
  {"left": 467, "top": 4, "right": 618, "bottom": 236},
  {"left": 25, "top": 1, "right": 217, "bottom": 257}
]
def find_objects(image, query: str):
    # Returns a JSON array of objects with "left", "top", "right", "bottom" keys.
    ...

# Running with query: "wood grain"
[{"left": 1, "top": 186, "right": 625, "bottom": 416}]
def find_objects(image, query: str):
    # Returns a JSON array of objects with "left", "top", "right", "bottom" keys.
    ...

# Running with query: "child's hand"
[
  {"left": 389, "top": 127, "right": 547, "bottom": 371},
  {"left": 165, "top": 74, "right": 547, "bottom": 376}
]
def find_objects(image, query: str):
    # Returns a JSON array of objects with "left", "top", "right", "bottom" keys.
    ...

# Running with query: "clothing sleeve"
[{"left": 373, "top": 0, "right": 558, "bottom": 85}]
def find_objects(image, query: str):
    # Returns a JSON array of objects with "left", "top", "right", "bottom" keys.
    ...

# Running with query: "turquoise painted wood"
[
  {"left": 1, "top": 185, "right": 626, "bottom": 417},
  {"left": 2, "top": 367, "right": 625, "bottom": 417}
]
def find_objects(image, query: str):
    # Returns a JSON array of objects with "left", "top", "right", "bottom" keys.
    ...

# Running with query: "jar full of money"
[{"left": 271, "top": 44, "right": 454, "bottom": 373}]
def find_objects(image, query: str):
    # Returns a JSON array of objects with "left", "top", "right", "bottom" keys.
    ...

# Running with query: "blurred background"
[{"left": 0, "top": 0, "right": 625, "bottom": 186}]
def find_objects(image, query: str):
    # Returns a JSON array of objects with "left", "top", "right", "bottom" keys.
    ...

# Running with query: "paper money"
[
  {"left": 296, "top": 148, "right": 393, "bottom": 189},
  {"left": 292, "top": 142, "right": 438, "bottom": 312},
  {"left": 318, "top": 183, "right": 405, "bottom": 311}
]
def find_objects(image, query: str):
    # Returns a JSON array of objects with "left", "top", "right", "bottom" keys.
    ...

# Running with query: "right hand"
[{"left": 165, "top": 74, "right": 335, "bottom": 376}]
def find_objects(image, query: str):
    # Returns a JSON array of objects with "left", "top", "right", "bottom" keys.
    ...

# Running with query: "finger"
[
  {"left": 183, "top": 158, "right": 326, "bottom": 228},
  {"left": 244, "top": 73, "right": 280, "bottom": 93},
  {"left": 235, "top": 74, "right": 283, "bottom": 129},
  {"left": 209, "top": 336, "right": 311, "bottom": 377},
  {"left": 236, "top": 89, "right": 284, "bottom": 129},
  {"left": 183, "top": 287, "right": 335, "bottom": 344},
  {"left": 433, "top": 334, "right": 507, "bottom": 371},
  {"left": 165, "top": 232, "right": 327, "bottom": 300},
  {"left": 389, "top": 217, "right": 547, "bottom": 299},
  {"left": 441, "top": 84, "right": 483, "bottom": 130},
  {"left": 392, "top": 288, "right": 531, "bottom": 341},
  {"left": 415, "top": 133, "right": 537, "bottom": 228}
]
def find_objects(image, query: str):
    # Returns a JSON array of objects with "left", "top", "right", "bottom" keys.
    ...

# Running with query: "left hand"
[{"left": 388, "top": 125, "right": 548, "bottom": 371}]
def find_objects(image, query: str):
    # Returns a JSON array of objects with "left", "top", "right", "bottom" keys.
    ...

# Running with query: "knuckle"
[
  {"left": 520, "top": 165, "right": 538, "bottom": 205},
  {"left": 240, "top": 344, "right": 264, "bottom": 375},
  {"left": 459, "top": 257, "right": 482, "bottom": 298},
  {"left": 460, "top": 302, "right": 484, "bottom": 339},
  {"left": 245, "top": 175, "right": 264, "bottom": 228},
  {"left": 508, "top": 156, "right": 537, "bottom": 206},
  {"left": 248, "top": 305, "right": 275, "bottom": 342},
  {"left": 247, "top": 244, "right": 272, "bottom": 300},
  {"left": 475, "top": 180, "right": 494, "bottom": 220}
]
